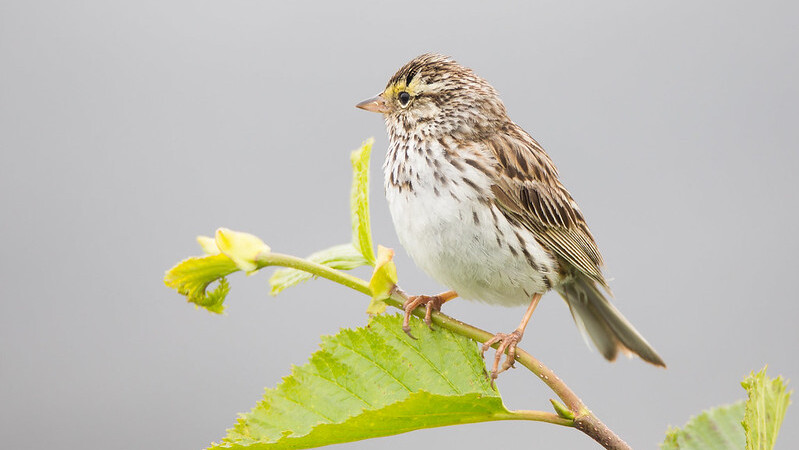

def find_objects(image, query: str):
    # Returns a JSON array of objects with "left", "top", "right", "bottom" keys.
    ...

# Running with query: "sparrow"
[{"left": 357, "top": 54, "right": 664, "bottom": 380}]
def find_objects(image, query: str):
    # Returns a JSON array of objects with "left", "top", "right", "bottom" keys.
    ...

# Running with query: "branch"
[{"left": 254, "top": 251, "right": 632, "bottom": 450}]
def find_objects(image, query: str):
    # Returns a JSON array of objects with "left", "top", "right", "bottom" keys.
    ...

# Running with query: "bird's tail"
[{"left": 557, "top": 274, "right": 665, "bottom": 367}]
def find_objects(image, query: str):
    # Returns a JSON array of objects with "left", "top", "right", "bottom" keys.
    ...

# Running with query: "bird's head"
[{"left": 356, "top": 54, "right": 508, "bottom": 140}]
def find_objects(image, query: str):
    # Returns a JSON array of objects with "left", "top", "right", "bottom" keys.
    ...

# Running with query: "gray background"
[{"left": 1, "top": 1, "right": 797, "bottom": 449}]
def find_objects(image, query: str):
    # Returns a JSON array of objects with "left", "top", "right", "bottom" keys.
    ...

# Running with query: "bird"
[{"left": 356, "top": 53, "right": 665, "bottom": 381}]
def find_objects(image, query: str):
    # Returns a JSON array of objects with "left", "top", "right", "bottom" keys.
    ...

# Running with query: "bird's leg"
[
  {"left": 481, "top": 293, "right": 542, "bottom": 384},
  {"left": 402, "top": 290, "right": 458, "bottom": 339}
]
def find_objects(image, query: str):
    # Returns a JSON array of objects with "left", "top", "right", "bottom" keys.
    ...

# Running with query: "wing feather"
[{"left": 486, "top": 126, "right": 608, "bottom": 289}]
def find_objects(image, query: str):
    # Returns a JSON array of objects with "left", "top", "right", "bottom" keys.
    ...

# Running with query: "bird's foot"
[
  {"left": 402, "top": 294, "right": 445, "bottom": 339},
  {"left": 481, "top": 329, "right": 523, "bottom": 386}
]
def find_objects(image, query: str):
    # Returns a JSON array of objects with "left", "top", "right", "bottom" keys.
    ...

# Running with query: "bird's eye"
[{"left": 398, "top": 91, "right": 411, "bottom": 107}]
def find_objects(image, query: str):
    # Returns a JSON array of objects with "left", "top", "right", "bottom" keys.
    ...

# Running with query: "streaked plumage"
[{"left": 357, "top": 54, "right": 664, "bottom": 376}]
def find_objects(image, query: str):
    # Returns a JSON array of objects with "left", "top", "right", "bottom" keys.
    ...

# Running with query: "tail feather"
[{"left": 557, "top": 274, "right": 665, "bottom": 367}]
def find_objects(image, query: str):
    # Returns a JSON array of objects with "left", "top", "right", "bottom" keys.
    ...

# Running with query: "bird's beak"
[{"left": 355, "top": 94, "right": 389, "bottom": 114}]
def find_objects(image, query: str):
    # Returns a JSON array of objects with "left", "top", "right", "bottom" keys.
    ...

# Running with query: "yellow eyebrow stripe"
[{"left": 384, "top": 76, "right": 422, "bottom": 99}]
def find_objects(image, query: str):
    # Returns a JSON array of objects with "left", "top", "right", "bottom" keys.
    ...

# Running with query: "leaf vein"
[
  {"left": 273, "top": 391, "right": 336, "bottom": 424},
  {"left": 336, "top": 342, "right": 414, "bottom": 393},
  {"left": 305, "top": 370, "right": 374, "bottom": 409},
  {"left": 378, "top": 320, "right": 462, "bottom": 395},
  {"left": 452, "top": 329, "right": 487, "bottom": 383}
]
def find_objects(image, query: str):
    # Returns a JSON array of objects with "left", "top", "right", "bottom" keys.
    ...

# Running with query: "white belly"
[{"left": 384, "top": 142, "right": 560, "bottom": 306}]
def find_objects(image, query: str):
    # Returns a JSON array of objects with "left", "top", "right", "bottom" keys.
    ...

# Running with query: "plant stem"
[
  {"left": 254, "top": 252, "right": 632, "bottom": 450},
  {"left": 256, "top": 252, "right": 372, "bottom": 296}
]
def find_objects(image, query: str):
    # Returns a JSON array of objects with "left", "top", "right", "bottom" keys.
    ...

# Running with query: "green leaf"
[
  {"left": 660, "top": 367, "right": 793, "bottom": 450},
  {"left": 215, "top": 228, "right": 271, "bottom": 273},
  {"left": 661, "top": 402, "right": 746, "bottom": 450},
  {"left": 269, "top": 244, "right": 370, "bottom": 295},
  {"left": 164, "top": 254, "right": 239, "bottom": 314},
  {"left": 198, "top": 235, "right": 221, "bottom": 255},
  {"left": 211, "top": 314, "right": 510, "bottom": 449},
  {"left": 267, "top": 139, "right": 377, "bottom": 297},
  {"left": 741, "top": 367, "right": 792, "bottom": 450},
  {"left": 366, "top": 245, "right": 397, "bottom": 315},
  {"left": 350, "top": 138, "right": 376, "bottom": 265}
]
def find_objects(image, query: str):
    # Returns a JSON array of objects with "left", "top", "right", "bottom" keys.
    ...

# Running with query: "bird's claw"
[
  {"left": 481, "top": 329, "right": 523, "bottom": 386},
  {"left": 402, "top": 295, "right": 444, "bottom": 339}
]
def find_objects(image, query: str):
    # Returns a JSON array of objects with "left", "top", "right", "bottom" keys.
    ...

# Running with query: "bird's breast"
[{"left": 383, "top": 138, "right": 560, "bottom": 306}]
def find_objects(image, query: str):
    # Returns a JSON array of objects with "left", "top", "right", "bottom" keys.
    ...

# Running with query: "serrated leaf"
[
  {"left": 211, "top": 314, "right": 507, "bottom": 449},
  {"left": 269, "top": 244, "right": 370, "bottom": 295},
  {"left": 164, "top": 254, "right": 239, "bottom": 313},
  {"left": 661, "top": 401, "right": 746, "bottom": 450},
  {"left": 350, "top": 138, "right": 375, "bottom": 265},
  {"left": 366, "top": 246, "right": 397, "bottom": 315},
  {"left": 742, "top": 367, "right": 792, "bottom": 450}
]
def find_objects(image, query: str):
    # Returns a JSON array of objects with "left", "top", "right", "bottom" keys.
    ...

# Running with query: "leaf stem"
[
  {"left": 254, "top": 251, "right": 632, "bottom": 450},
  {"left": 498, "top": 409, "right": 574, "bottom": 427}
]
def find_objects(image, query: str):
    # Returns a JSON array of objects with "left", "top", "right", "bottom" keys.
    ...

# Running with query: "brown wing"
[{"left": 486, "top": 125, "right": 608, "bottom": 289}]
